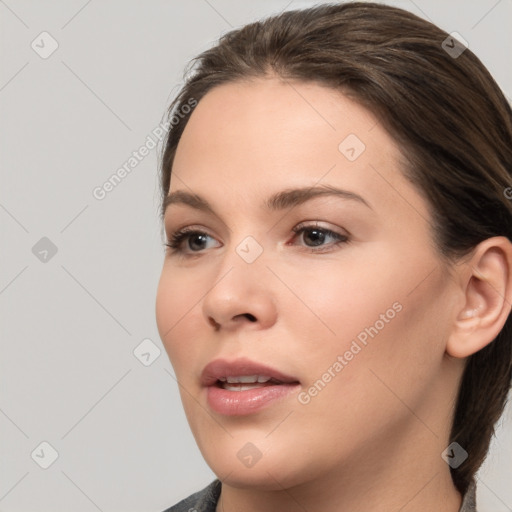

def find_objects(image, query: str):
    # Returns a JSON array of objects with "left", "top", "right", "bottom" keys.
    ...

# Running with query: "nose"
[{"left": 202, "top": 251, "right": 278, "bottom": 332}]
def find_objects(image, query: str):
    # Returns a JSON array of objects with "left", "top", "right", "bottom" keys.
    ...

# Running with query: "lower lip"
[{"left": 206, "top": 383, "right": 301, "bottom": 416}]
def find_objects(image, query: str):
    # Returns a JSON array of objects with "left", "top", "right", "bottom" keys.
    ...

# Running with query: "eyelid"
[
  {"left": 164, "top": 210, "right": 232, "bottom": 237},
  {"left": 292, "top": 220, "right": 349, "bottom": 236},
  {"left": 165, "top": 223, "right": 216, "bottom": 240}
]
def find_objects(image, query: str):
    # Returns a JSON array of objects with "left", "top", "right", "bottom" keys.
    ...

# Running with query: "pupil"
[
  {"left": 306, "top": 229, "right": 324, "bottom": 246},
  {"left": 190, "top": 234, "right": 207, "bottom": 250}
]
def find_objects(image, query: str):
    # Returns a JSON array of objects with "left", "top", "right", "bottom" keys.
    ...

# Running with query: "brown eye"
[
  {"left": 165, "top": 228, "right": 220, "bottom": 254},
  {"left": 187, "top": 233, "right": 210, "bottom": 251},
  {"left": 301, "top": 228, "right": 328, "bottom": 246},
  {"left": 291, "top": 225, "right": 348, "bottom": 249}
]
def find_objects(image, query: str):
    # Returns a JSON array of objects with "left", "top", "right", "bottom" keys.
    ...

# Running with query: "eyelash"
[{"left": 164, "top": 223, "right": 349, "bottom": 257}]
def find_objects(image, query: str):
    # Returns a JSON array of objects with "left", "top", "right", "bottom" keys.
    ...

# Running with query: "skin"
[{"left": 155, "top": 77, "right": 512, "bottom": 512}]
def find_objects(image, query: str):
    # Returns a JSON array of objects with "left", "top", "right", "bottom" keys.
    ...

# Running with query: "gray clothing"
[{"left": 163, "top": 477, "right": 477, "bottom": 512}]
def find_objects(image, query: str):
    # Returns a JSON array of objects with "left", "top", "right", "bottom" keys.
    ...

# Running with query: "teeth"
[
  {"left": 223, "top": 375, "right": 272, "bottom": 384},
  {"left": 222, "top": 383, "right": 268, "bottom": 391}
]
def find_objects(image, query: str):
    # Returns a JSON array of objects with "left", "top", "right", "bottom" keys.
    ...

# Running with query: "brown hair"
[{"left": 159, "top": 2, "right": 512, "bottom": 495}]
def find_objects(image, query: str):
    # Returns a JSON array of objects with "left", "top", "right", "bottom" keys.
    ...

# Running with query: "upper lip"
[{"left": 201, "top": 357, "right": 300, "bottom": 387}]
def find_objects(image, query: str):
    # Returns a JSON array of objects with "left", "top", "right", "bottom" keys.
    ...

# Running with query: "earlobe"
[{"left": 446, "top": 236, "right": 512, "bottom": 359}]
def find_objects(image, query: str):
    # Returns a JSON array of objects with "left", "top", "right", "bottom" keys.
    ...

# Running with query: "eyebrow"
[{"left": 162, "top": 184, "right": 372, "bottom": 218}]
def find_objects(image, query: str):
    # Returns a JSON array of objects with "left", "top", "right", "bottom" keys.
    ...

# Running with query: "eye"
[
  {"left": 164, "top": 223, "right": 349, "bottom": 257},
  {"left": 290, "top": 223, "right": 349, "bottom": 251},
  {"left": 165, "top": 227, "right": 220, "bottom": 254}
]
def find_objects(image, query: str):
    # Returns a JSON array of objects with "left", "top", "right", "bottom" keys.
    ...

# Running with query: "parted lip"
[{"left": 201, "top": 357, "right": 300, "bottom": 387}]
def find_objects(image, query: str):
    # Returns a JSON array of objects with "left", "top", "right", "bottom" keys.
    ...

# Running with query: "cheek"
[
  {"left": 286, "top": 250, "right": 448, "bottom": 400},
  {"left": 275, "top": 253, "right": 399, "bottom": 350},
  {"left": 155, "top": 268, "right": 204, "bottom": 371}
]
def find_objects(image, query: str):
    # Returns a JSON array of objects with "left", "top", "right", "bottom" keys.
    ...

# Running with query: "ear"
[{"left": 446, "top": 236, "right": 512, "bottom": 359}]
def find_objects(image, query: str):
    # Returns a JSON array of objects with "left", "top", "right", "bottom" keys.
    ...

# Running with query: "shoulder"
[
  {"left": 161, "top": 479, "right": 221, "bottom": 512},
  {"left": 161, "top": 477, "right": 476, "bottom": 511}
]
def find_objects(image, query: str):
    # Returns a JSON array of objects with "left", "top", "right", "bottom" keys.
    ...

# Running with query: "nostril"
[
  {"left": 208, "top": 317, "right": 220, "bottom": 330},
  {"left": 209, "top": 314, "right": 256, "bottom": 328}
]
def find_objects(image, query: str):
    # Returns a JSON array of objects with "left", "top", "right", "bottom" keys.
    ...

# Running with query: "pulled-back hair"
[{"left": 159, "top": 2, "right": 512, "bottom": 495}]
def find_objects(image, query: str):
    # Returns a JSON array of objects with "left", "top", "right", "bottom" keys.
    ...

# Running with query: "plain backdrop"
[{"left": 1, "top": 1, "right": 511, "bottom": 511}]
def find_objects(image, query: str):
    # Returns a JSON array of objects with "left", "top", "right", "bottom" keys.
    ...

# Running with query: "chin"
[
  {"left": 198, "top": 440, "right": 314, "bottom": 491},
  {"left": 213, "top": 464, "right": 305, "bottom": 491}
]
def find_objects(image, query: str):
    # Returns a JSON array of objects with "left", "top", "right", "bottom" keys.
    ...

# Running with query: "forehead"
[
  {"left": 175, "top": 78, "right": 384, "bottom": 165},
  {"left": 169, "top": 77, "right": 428, "bottom": 223}
]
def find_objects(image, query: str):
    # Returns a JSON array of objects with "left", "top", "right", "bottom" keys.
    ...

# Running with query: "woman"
[{"left": 155, "top": 2, "right": 512, "bottom": 511}]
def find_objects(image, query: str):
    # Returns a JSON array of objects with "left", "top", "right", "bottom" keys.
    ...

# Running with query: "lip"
[
  {"left": 201, "top": 357, "right": 300, "bottom": 387},
  {"left": 201, "top": 357, "right": 301, "bottom": 416}
]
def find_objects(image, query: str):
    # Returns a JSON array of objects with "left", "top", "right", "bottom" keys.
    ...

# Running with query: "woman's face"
[{"left": 156, "top": 78, "right": 463, "bottom": 490}]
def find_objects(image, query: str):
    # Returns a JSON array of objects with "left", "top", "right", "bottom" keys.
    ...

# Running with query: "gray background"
[{"left": 1, "top": 1, "right": 511, "bottom": 511}]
